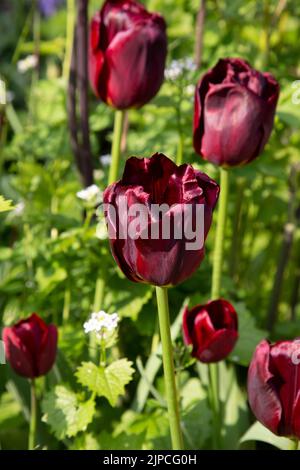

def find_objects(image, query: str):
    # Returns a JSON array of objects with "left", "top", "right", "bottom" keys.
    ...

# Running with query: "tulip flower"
[
  {"left": 89, "top": 0, "right": 167, "bottom": 110},
  {"left": 182, "top": 299, "right": 238, "bottom": 363},
  {"left": 193, "top": 58, "right": 279, "bottom": 167},
  {"left": 103, "top": 152, "right": 219, "bottom": 286},
  {"left": 2, "top": 313, "right": 58, "bottom": 378},
  {"left": 248, "top": 339, "right": 300, "bottom": 440}
]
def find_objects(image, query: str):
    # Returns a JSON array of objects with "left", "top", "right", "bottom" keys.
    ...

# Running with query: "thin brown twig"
[
  {"left": 194, "top": 0, "right": 206, "bottom": 69},
  {"left": 77, "top": 0, "right": 94, "bottom": 186},
  {"left": 67, "top": 27, "right": 83, "bottom": 178}
]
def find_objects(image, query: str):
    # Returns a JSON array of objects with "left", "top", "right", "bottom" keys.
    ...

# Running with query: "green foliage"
[
  {"left": 42, "top": 385, "right": 95, "bottom": 440},
  {"left": 76, "top": 359, "right": 135, "bottom": 407},
  {"left": 1, "top": 0, "right": 300, "bottom": 451},
  {"left": 0, "top": 195, "right": 14, "bottom": 213}
]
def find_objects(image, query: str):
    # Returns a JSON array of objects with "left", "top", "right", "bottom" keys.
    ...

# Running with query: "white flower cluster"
[
  {"left": 165, "top": 58, "right": 197, "bottom": 81},
  {"left": 77, "top": 184, "right": 103, "bottom": 205},
  {"left": 17, "top": 55, "right": 38, "bottom": 73},
  {"left": 83, "top": 311, "right": 119, "bottom": 341}
]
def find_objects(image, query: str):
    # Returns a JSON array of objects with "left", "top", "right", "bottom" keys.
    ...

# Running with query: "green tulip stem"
[
  {"left": 155, "top": 286, "right": 184, "bottom": 450},
  {"left": 208, "top": 166, "right": 230, "bottom": 449},
  {"left": 108, "top": 110, "right": 125, "bottom": 185},
  {"left": 89, "top": 277, "right": 106, "bottom": 362},
  {"left": 176, "top": 132, "right": 184, "bottom": 166},
  {"left": 208, "top": 363, "right": 221, "bottom": 449},
  {"left": 28, "top": 379, "right": 37, "bottom": 450},
  {"left": 211, "top": 167, "right": 230, "bottom": 300}
]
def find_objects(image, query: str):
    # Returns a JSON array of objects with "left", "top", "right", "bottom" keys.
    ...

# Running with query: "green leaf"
[
  {"left": 229, "top": 302, "right": 267, "bottom": 366},
  {"left": 42, "top": 385, "right": 95, "bottom": 439},
  {"left": 181, "top": 378, "right": 212, "bottom": 449},
  {"left": 240, "top": 421, "right": 291, "bottom": 450},
  {"left": 0, "top": 195, "right": 15, "bottom": 213},
  {"left": 76, "top": 359, "right": 134, "bottom": 407}
]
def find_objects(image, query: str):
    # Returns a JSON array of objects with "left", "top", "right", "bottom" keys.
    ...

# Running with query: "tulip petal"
[
  {"left": 2, "top": 327, "right": 35, "bottom": 378},
  {"left": 101, "top": 18, "right": 167, "bottom": 109},
  {"left": 248, "top": 340, "right": 282, "bottom": 435}
]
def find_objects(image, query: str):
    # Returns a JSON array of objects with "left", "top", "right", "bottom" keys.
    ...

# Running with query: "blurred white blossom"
[
  {"left": 165, "top": 58, "right": 197, "bottom": 81},
  {"left": 77, "top": 184, "right": 102, "bottom": 205},
  {"left": 84, "top": 311, "right": 119, "bottom": 342},
  {"left": 17, "top": 55, "right": 38, "bottom": 73},
  {"left": 100, "top": 154, "right": 112, "bottom": 167}
]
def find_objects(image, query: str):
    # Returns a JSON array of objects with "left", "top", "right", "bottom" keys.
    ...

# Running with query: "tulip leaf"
[
  {"left": 76, "top": 359, "right": 135, "bottom": 407},
  {"left": 42, "top": 385, "right": 95, "bottom": 440},
  {"left": 240, "top": 421, "right": 291, "bottom": 450},
  {"left": 229, "top": 302, "right": 267, "bottom": 366},
  {"left": 0, "top": 196, "right": 15, "bottom": 213}
]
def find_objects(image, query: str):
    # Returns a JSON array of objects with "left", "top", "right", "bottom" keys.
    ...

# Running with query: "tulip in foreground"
[
  {"left": 103, "top": 152, "right": 219, "bottom": 286},
  {"left": 2, "top": 313, "right": 58, "bottom": 378},
  {"left": 193, "top": 58, "right": 279, "bottom": 167},
  {"left": 248, "top": 339, "right": 300, "bottom": 440},
  {"left": 89, "top": 0, "right": 167, "bottom": 110},
  {"left": 183, "top": 299, "right": 238, "bottom": 363}
]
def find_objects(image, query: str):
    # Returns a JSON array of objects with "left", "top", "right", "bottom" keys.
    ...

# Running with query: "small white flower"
[
  {"left": 100, "top": 154, "right": 112, "bottom": 167},
  {"left": 17, "top": 55, "right": 38, "bottom": 73},
  {"left": 77, "top": 184, "right": 102, "bottom": 204},
  {"left": 83, "top": 311, "right": 119, "bottom": 341}
]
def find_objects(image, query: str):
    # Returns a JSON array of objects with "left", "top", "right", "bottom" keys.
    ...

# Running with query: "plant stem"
[
  {"left": 155, "top": 286, "right": 184, "bottom": 450},
  {"left": 89, "top": 277, "right": 106, "bottom": 362},
  {"left": 176, "top": 132, "right": 184, "bottom": 166},
  {"left": 77, "top": 0, "right": 94, "bottom": 187},
  {"left": 208, "top": 363, "right": 221, "bottom": 449},
  {"left": 28, "top": 379, "right": 37, "bottom": 450},
  {"left": 63, "top": 286, "right": 71, "bottom": 323},
  {"left": 209, "top": 167, "right": 229, "bottom": 449},
  {"left": 108, "top": 110, "right": 125, "bottom": 185},
  {"left": 211, "top": 167, "right": 230, "bottom": 299},
  {"left": 63, "top": 0, "right": 76, "bottom": 81},
  {"left": 194, "top": 0, "right": 206, "bottom": 68}
]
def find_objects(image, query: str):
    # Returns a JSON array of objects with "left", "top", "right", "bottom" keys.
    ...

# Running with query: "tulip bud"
[
  {"left": 2, "top": 313, "right": 58, "bottom": 379},
  {"left": 182, "top": 299, "right": 238, "bottom": 363},
  {"left": 103, "top": 153, "right": 219, "bottom": 286},
  {"left": 89, "top": 0, "right": 167, "bottom": 110},
  {"left": 193, "top": 58, "right": 279, "bottom": 167},
  {"left": 248, "top": 339, "right": 300, "bottom": 439}
]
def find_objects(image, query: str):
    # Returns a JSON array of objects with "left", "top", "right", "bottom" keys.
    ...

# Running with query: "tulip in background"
[
  {"left": 183, "top": 299, "right": 238, "bottom": 363},
  {"left": 2, "top": 314, "right": 58, "bottom": 450},
  {"left": 193, "top": 58, "right": 279, "bottom": 167},
  {"left": 89, "top": 0, "right": 167, "bottom": 110},
  {"left": 2, "top": 313, "right": 58, "bottom": 378},
  {"left": 104, "top": 152, "right": 219, "bottom": 286},
  {"left": 248, "top": 339, "right": 300, "bottom": 446},
  {"left": 193, "top": 59, "right": 279, "bottom": 448}
]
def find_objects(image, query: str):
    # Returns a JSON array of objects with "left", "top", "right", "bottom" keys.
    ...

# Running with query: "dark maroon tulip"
[
  {"left": 193, "top": 58, "right": 279, "bottom": 167},
  {"left": 2, "top": 313, "right": 58, "bottom": 379},
  {"left": 183, "top": 299, "right": 238, "bottom": 363},
  {"left": 103, "top": 153, "right": 219, "bottom": 286},
  {"left": 248, "top": 339, "right": 300, "bottom": 439},
  {"left": 89, "top": 0, "right": 167, "bottom": 110}
]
